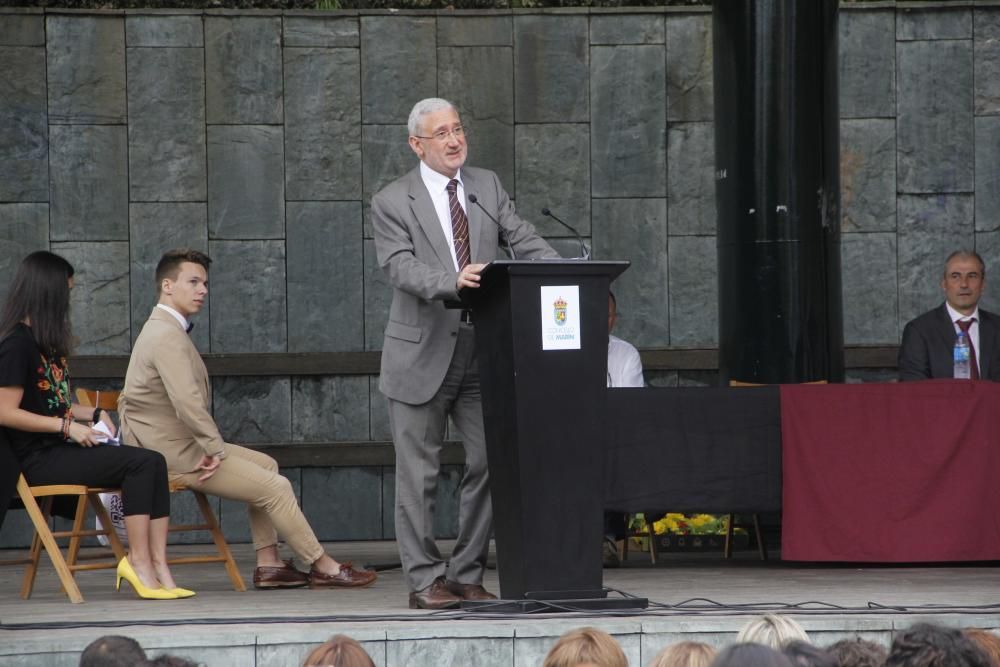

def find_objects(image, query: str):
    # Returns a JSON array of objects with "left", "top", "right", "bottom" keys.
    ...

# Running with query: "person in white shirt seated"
[
  {"left": 603, "top": 291, "right": 644, "bottom": 566},
  {"left": 607, "top": 292, "right": 644, "bottom": 389}
]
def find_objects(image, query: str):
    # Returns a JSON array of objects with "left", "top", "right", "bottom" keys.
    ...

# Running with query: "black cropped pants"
[{"left": 21, "top": 441, "right": 169, "bottom": 519}]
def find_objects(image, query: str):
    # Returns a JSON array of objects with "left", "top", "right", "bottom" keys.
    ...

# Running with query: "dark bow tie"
[{"left": 186, "top": 322, "right": 195, "bottom": 334}]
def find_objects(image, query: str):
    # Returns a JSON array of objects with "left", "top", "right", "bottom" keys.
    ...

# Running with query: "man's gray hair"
[
  {"left": 944, "top": 250, "right": 986, "bottom": 278},
  {"left": 408, "top": 98, "right": 456, "bottom": 137}
]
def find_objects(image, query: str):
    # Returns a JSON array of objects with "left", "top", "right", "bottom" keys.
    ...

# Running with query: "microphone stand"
[
  {"left": 468, "top": 194, "right": 518, "bottom": 260},
  {"left": 541, "top": 207, "right": 590, "bottom": 260}
]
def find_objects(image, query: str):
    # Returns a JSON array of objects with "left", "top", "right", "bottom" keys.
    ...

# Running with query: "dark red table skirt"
[{"left": 781, "top": 380, "right": 1000, "bottom": 562}]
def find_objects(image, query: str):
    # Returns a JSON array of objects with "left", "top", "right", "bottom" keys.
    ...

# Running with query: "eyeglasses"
[{"left": 414, "top": 126, "right": 466, "bottom": 143}]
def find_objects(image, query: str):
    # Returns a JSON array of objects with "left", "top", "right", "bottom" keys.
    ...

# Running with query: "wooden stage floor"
[{"left": 2, "top": 540, "right": 1000, "bottom": 666}]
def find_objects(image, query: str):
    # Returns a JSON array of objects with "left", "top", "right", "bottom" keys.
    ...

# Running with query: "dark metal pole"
[{"left": 713, "top": 0, "right": 844, "bottom": 384}]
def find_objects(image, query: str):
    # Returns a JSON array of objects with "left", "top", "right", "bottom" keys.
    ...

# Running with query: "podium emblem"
[
  {"left": 541, "top": 285, "right": 580, "bottom": 350},
  {"left": 553, "top": 297, "right": 568, "bottom": 326}
]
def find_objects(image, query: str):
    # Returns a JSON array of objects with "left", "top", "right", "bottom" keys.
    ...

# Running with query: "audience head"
[
  {"left": 302, "top": 634, "right": 375, "bottom": 667},
  {"left": 542, "top": 627, "right": 628, "bottom": 667},
  {"left": 0, "top": 250, "right": 76, "bottom": 358},
  {"left": 885, "top": 623, "right": 991, "bottom": 667},
  {"left": 79, "top": 635, "right": 146, "bottom": 667},
  {"left": 142, "top": 656, "right": 199, "bottom": 667},
  {"left": 647, "top": 640, "right": 716, "bottom": 667},
  {"left": 941, "top": 249, "right": 986, "bottom": 315},
  {"left": 711, "top": 642, "right": 795, "bottom": 667},
  {"left": 736, "top": 615, "right": 810, "bottom": 650},
  {"left": 964, "top": 630, "right": 1000, "bottom": 666},
  {"left": 825, "top": 638, "right": 888, "bottom": 667},
  {"left": 783, "top": 640, "right": 837, "bottom": 667}
]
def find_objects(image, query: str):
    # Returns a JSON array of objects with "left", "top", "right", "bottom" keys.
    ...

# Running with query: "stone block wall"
[{"left": 1, "top": 3, "right": 998, "bottom": 544}]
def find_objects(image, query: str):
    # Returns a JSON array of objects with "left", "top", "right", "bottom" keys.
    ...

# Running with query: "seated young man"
[{"left": 119, "top": 248, "right": 376, "bottom": 590}]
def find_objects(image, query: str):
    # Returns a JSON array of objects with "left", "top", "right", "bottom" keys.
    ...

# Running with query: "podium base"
[{"left": 460, "top": 592, "right": 648, "bottom": 614}]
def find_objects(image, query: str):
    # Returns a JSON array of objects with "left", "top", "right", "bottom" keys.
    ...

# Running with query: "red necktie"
[
  {"left": 446, "top": 179, "right": 470, "bottom": 270},
  {"left": 957, "top": 318, "right": 979, "bottom": 381}
]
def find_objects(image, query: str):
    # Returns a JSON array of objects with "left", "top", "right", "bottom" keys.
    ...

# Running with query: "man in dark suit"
[
  {"left": 899, "top": 250, "right": 1000, "bottom": 381},
  {"left": 372, "top": 98, "right": 558, "bottom": 608}
]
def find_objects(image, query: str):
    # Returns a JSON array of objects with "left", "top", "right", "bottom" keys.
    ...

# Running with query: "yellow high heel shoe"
[
  {"left": 165, "top": 586, "right": 196, "bottom": 599},
  {"left": 116, "top": 557, "right": 178, "bottom": 600}
]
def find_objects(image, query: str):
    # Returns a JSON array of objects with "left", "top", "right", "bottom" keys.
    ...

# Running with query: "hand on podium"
[{"left": 457, "top": 263, "right": 487, "bottom": 290}]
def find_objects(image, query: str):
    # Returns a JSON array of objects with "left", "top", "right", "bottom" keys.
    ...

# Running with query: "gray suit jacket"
[
  {"left": 898, "top": 303, "right": 1000, "bottom": 381},
  {"left": 372, "top": 165, "right": 558, "bottom": 404}
]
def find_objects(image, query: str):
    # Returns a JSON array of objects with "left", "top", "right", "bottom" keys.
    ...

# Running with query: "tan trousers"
[{"left": 171, "top": 443, "right": 324, "bottom": 565}]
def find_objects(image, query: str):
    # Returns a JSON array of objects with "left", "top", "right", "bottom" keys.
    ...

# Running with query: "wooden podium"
[{"left": 462, "top": 260, "right": 645, "bottom": 611}]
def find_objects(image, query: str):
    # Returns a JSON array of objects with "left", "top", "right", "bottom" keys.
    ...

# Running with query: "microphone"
[
  {"left": 468, "top": 194, "right": 517, "bottom": 260},
  {"left": 541, "top": 207, "right": 590, "bottom": 260}
]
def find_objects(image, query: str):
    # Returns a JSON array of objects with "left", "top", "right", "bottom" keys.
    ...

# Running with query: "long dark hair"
[{"left": 0, "top": 251, "right": 75, "bottom": 358}]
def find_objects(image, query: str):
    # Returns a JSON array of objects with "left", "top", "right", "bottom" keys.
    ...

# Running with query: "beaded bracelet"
[{"left": 61, "top": 415, "right": 71, "bottom": 440}]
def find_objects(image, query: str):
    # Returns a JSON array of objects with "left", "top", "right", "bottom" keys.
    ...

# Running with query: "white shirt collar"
[
  {"left": 946, "top": 302, "right": 980, "bottom": 325},
  {"left": 156, "top": 303, "right": 189, "bottom": 331},
  {"left": 420, "top": 161, "right": 462, "bottom": 193}
]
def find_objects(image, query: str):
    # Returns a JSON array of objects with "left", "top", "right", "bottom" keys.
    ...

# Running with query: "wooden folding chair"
[
  {"left": 75, "top": 388, "right": 246, "bottom": 591},
  {"left": 165, "top": 479, "right": 245, "bottom": 591},
  {"left": 13, "top": 474, "right": 126, "bottom": 603}
]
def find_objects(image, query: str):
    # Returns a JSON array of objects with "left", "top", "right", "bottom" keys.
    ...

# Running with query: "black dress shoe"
[{"left": 409, "top": 576, "right": 462, "bottom": 609}]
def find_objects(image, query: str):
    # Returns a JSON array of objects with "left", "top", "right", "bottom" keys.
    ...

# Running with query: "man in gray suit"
[{"left": 372, "top": 98, "right": 558, "bottom": 609}]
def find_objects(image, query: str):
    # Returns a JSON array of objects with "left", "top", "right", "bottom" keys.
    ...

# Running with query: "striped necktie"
[{"left": 446, "top": 179, "right": 470, "bottom": 270}]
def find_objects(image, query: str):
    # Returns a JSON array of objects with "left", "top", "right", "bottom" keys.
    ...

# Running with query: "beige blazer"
[{"left": 119, "top": 308, "right": 227, "bottom": 474}]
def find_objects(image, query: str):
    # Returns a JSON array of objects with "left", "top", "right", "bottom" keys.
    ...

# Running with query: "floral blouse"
[{"left": 0, "top": 323, "right": 72, "bottom": 460}]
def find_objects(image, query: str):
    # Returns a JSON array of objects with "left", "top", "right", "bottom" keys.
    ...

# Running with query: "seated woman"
[{"left": 0, "top": 251, "right": 189, "bottom": 600}]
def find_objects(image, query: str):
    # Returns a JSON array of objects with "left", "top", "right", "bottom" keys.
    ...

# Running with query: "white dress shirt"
[
  {"left": 946, "top": 302, "right": 981, "bottom": 375},
  {"left": 607, "top": 335, "right": 644, "bottom": 388},
  {"left": 420, "top": 161, "right": 467, "bottom": 272},
  {"left": 156, "top": 303, "right": 189, "bottom": 332}
]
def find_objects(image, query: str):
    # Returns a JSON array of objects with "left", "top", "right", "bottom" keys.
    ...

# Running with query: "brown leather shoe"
[
  {"left": 445, "top": 579, "right": 497, "bottom": 601},
  {"left": 253, "top": 559, "right": 309, "bottom": 589},
  {"left": 309, "top": 562, "right": 377, "bottom": 589},
  {"left": 409, "top": 576, "right": 462, "bottom": 609}
]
